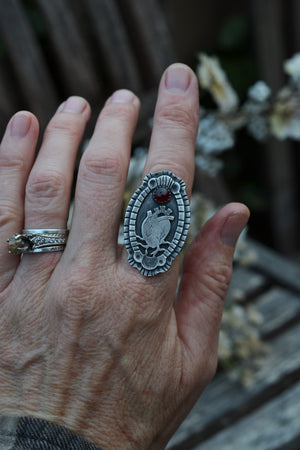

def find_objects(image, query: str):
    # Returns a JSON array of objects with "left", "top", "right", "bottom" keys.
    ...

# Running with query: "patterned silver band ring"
[
  {"left": 7, "top": 229, "right": 69, "bottom": 255},
  {"left": 124, "top": 170, "right": 190, "bottom": 277}
]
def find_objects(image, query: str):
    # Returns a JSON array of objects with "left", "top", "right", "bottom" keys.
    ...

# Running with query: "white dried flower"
[
  {"left": 284, "top": 53, "right": 300, "bottom": 88},
  {"left": 189, "top": 192, "right": 217, "bottom": 237},
  {"left": 248, "top": 81, "right": 271, "bottom": 103},
  {"left": 271, "top": 113, "right": 300, "bottom": 140},
  {"left": 247, "top": 116, "right": 269, "bottom": 142},
  {"left": 196, "top": 115, "right": 234, "bottom": 154},
  {"left": 195, "top": 154, "right": 223, "bottom": 177},
  {"left": 243, "top": 100, "right": 265, "bottom": 115},
  {"left": 230, "top": 288, "right": 247, "bottom": 303},
  {"left": 197, "top": 53, "right": 239, "bottom": 112},
  {"left": 218, "top": 329, "right": 233, "bottom": 360},
  {"left": 270, "top": 91, "right": 300, "bottom": 140},
  {"left": 246, "top": 305, "right": 263, "bottom": 326}
]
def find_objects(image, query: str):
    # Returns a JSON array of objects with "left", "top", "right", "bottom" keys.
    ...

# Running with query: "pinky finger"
[{"left": 0, "top": 112, "right": 39, "bottom": 291}]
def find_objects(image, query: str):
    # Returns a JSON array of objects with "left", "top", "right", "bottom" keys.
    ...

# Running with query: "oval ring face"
[{"left": 124, "top": 170, "right": 190, "bottom": 276}]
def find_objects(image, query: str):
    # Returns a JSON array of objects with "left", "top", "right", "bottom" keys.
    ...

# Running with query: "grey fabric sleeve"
[{"left": 0, "top": 416, "right": 102, "bottom": 449}]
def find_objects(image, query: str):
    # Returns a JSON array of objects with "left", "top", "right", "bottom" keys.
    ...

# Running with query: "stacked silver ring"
[
  {"left": 6, "top": 171, "right": 189, "bottom": 276},
  {"left": 7, "top": 229, "right": 68, "bottom": 255}
]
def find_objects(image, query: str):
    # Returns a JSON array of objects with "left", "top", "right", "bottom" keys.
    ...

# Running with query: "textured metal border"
[{"left": 124, "top": 170, "right": 190, "bottom": 276}]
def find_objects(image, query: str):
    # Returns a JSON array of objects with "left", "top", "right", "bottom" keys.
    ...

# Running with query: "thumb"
[{"left": 175, "top": 202, "right": 250, "bottom": 379}]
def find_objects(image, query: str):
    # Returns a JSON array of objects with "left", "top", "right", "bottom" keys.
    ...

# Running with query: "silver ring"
[
  {"left": 124, "top": 170, "right": 190, "bottom": 276},
  {"left": 7, "top": 229, "right": 68, "bottom": 255}
]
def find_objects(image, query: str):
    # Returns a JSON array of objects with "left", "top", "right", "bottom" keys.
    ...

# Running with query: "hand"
[{"left": 0, "top": 63, "right": 249, "bottom": 449}]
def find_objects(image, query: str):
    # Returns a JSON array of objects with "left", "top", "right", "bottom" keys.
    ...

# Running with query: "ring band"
[
  {"left": 124, "top": 170, "right": 190, "bottom": 276},
  {"left": 7, "top": 229, "right": 68, "bottom": 255}
]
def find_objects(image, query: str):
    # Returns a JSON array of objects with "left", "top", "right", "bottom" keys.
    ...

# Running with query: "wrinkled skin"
[{"left": 0, "top": 64, "right": 249, "bottom": 449}]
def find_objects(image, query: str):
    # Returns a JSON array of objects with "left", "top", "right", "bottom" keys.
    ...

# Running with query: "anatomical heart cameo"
[{"left": 124, "top": 171, "right": 190, "bottom": 276}]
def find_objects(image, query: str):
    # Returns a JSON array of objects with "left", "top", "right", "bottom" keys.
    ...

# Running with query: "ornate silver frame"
[{"left": 124, "top": 170, "right": 190, "bottom": 276}]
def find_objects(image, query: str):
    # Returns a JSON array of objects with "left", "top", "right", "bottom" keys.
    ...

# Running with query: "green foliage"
[{"left": 218, "top": 14, "right": 249, "bottom": 52}]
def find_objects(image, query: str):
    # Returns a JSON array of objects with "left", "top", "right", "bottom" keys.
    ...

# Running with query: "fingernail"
[
  {"left": 221, "top": 214, "right": 249, "bottom": 249},
  {"left": 62, "top": 96, "right": 87, "bottom": 114},
  {"left": 106, "top": 89, "right": 138, "bottom": 105},
  {"left": 165, "top": 64, "right": 191, "bottom": 93},
  {"left": 11, "top": 113, "right": 31, "bottom": 138}
]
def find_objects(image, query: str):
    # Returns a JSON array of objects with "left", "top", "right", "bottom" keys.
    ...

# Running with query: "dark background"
[{"left": 0, "top": 0, "right": 299, "bottom": 256}]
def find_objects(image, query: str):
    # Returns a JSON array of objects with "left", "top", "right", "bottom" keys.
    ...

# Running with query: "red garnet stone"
[{"left": 154, "top": 187, "right": 171, "bottom": 203}]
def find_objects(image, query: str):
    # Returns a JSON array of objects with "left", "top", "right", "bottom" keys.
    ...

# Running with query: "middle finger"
[{"left": 68, "top": 90, "right": 140, "bottom": 264}]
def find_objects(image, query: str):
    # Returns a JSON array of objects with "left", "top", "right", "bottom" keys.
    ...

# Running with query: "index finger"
[
  {"left": 143, "top": 63, "right": 199, "bottom": 198},
  {"left": 122, "top": 64, "right": 199, "bottom": 283}
]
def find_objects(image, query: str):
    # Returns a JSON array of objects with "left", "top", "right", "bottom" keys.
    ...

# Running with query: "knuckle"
[
  {"left": 0, "top": 153, "right": 25, "bottom": 173},
  {"left": 44, "top": 115, "right": 83, "bottom": 140},
  {"left": 156, "top": 102, "right": 197, "bottom": 135},
  {"left": 115, "top": 272, "right": 168, "bottom": 320},
  {"left": 62, "top": 275, "right": 91, "bottom": 306},
  {"left": 56, "top": 266, "right": 101, "bottom": 319},
  {"left": 203, "top": 263, "right": 233, "bottom": 301},
  {"left": 26, "top": 171, "right": 66, "bottom": 203},
  {"left": 101, "top": 102, "right": 137, "bottom": 124},
  {"left": 80, "top": 154, "right": 124, "bottom": 184},
  {"left": 0, "top": 204, "right": 17, "bottom": 229}
]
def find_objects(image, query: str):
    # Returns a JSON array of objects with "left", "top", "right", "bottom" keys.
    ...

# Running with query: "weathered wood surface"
[
  {"left": 226, "top": 266, "right": 268, "bottom": 303},
  {"left": 249, "top": 239, "right": 300, "bottom": 293},
  {"left": 194, "top": 381, "right": 300, "bottom": 450},
  {"left": 0, "top": 0, "right": 175, "bottom": 140},
  {"left": 168, "top": 310, "right": 300, "bottom": 448},
  {"left": 84, "top": 0, "right": 143, "bottom": 92},
  {"left": 0, "top": 0, "right": 58, "bottom": 128},
  {"left": 36, "top": 0, "right": 102, "bottom": 101},
  {"left": 118, "top": 0, "right": 176, "bottom": 86},
  {"left": 167, "top": 240, "right": 300, "bottom": 449},
  {"left": 255, "top": 287, "right": 300, "bottom": 339}
]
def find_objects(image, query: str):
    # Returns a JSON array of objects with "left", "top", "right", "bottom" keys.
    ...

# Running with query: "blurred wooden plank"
[
  {"left": 255, "top": 287, "right": 300, "bottom": 338},
  {"left": 168, "top": 240, "right": 300, "bottom": 449},
  {"left": 168, "top": 320, "right": 300, "bottom": 449},
  {"left": 0, "top": 0, "right": 58, "bottom": 126},
  {"left": 193, "top": 381, "right": 300, "bottom": 449},
  {"left": 118, "top": 0, "right": 176, "bottom": 86},
  {"left": 249, "top": 238, "right": 300, "bottom": 293},
  {"left": 36, "top": 0, "right": 103, "bottom": 102},
  {"left": 249, "top": 0, "right": 298, "bottom": 254},
  {"left": 226, "top": 266, "right": 268, "bottom": 304},
  {"left": 84, "top": 0, "right": 143, "bottom": 92}
]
